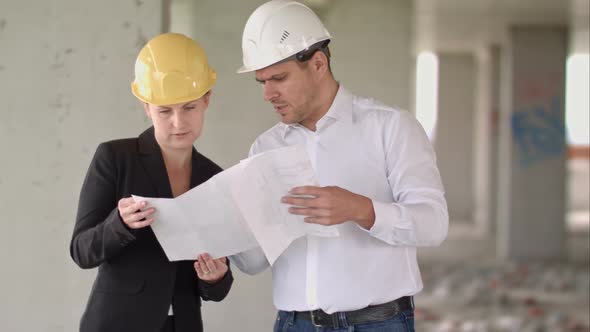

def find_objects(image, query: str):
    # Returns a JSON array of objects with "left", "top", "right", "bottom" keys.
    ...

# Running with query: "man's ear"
[{"left": 311, "top": 51, "right": 328, "bottom": 76}]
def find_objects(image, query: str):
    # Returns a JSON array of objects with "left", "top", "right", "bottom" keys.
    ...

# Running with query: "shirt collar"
[{"left": 280, "top": 85, "right": 353, "bottom": 139}]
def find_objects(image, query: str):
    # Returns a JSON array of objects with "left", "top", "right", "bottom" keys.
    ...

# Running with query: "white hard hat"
[{"left": 237, "top": 0, "right": 331, "bottom": 73}]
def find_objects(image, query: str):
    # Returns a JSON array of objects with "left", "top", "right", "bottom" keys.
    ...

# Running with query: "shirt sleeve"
[
  {"left": 363, "top": 111, "right": 449, "bottom": 247},
  {"left": 229, "top": 246, "right": 269, "bottom": 275}
]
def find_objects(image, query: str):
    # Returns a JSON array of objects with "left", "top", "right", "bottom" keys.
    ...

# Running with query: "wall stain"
[
  {"left": 50, "top": 53, "right": 65, "bottom": 70},
  {"left": 65, "top": 48, "right": 75, "bottom": 54},
  {"left": 123, "top": 21, "right": 131, "bottom": 29},
  {"left": 136, "top": 29, "right": 147, "bottom": 49},
  {"left": 57, "top": 109, "right": 71, "bottom": 123},
  {"left": 50, "top": 95, "right": 71, "bottom": 125},
  {"left": 0, "top": 19, "right": 6, "bottom": 31},
  {"left": 512, "top": 95, "right": 565, "bottom": 166},
  {"left": 49, "top": 94, "right": 64, "bottom": 109},
  {"left": 0, "top": 65, "right": 4, "bottom": 71},
  {"left": 135, "top": 0, "right": 144, "bottom": 7}
]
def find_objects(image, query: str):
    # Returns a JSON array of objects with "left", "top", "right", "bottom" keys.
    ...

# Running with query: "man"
[{"left": 231, "top": 1, "right": 448, "bottom": 331}]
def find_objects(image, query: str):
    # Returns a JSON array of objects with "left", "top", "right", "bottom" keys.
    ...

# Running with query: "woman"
[{"left": 70, "top": 33, "right": 232, "bottom": 332}]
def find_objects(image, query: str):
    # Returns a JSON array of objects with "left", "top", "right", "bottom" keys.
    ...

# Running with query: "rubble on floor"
[{"left": 415, "top": 261, "right": 590, "bottom": 332}]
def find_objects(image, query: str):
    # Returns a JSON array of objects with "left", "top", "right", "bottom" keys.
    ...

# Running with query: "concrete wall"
[{"left": 0, "top": 1, "right": 163, "bottom": 331}]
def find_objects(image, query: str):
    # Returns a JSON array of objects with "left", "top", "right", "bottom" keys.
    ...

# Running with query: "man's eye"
[
  {"left": 159, "top": 110, "right": 170, "bottom": 114},
  {"left": 185, "top": 107, "right": 195, "bottom": 111}
]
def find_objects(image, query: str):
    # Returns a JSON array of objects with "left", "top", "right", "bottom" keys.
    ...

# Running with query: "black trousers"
[{"left": 160, "top": 316, "right": 175, "bottom": 332}]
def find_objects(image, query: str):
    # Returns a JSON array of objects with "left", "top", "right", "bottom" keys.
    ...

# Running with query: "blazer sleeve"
[
  {"left": 70, "top": 143, "right": 137, "bottom": 269},
  {"left": 197, "top": 264, "right": 234, "bottom": 302}
]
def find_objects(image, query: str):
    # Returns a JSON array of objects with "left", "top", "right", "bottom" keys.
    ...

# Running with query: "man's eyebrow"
[{"left": 255, "top": 73, "right": 286, "bottom": 83}]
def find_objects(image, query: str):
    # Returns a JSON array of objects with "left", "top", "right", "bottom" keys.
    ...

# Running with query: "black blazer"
[{"left": 70, "top": 127, "right": 233, "bottom": 332}]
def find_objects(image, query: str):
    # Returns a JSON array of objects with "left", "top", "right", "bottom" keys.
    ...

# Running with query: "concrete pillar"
[
  {"left": 497, "top": 26, "right": 568, "bottom": 260},
  {"left": 473, "top": 45, "right": 503, "bottom": 235},
  {"left": 488, "top": 46, "right": 502, "bottom": 235},
  {"left": 473, "top": 47, "right": 492, "bottom": 234},
  {"left": 0, "top": 0, "right": 164, "bottom": 331},
  {"left": 435, "top": 53, "right": 477, "bottom": 225}
]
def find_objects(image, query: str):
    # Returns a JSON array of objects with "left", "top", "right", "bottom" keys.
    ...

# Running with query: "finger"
[
  {"left": 203, "top": 256, "right": 217, "bottom": 274},
  {"left": 194, "top": 261, "right": 205, "bottom": 278},
  {"left": 126, "top": 208, "right": 155, "bottom": 223},
  {"left": 118, "top": 197, "right": 135, "bottom": 208},
  {"left": 127, "top": 218, "right": 154, "bottom": 229},
  {"left": 281, "top": 196, "right": 323, "bottom": 208},
  {"left": 197, "top": 257, "right": 210, "bottom": 274},
  {"left": 288, "top": 207, "right": 328, "bottom": 217},
  {"left": 198, "top": 253, "right": 212, "bottom": 265},
  {"left": 124, "top": 200, "right": 147, "bottom": 216},
  {"left": 212, "top": 257, "right": 227, "bottom": 271},
  {"left": 288, "top": 186, "right": 324, "bottom": 196}
]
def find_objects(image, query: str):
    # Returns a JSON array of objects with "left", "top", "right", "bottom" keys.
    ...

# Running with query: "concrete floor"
[{"left": 415, "top": 226, "right": 590, "bottom": 332}]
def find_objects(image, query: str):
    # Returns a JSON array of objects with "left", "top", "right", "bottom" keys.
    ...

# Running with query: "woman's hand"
[
  {"left": 194, "top": 253, "right": 228, "bottom": 284},
  {"left": 117, "top": 197, "right": 155, "bottom": 229}
]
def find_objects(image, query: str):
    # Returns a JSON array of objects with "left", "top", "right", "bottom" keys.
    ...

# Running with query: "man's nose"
[{"left": 263, "top": 83, "right": 278, "bottom": 102}]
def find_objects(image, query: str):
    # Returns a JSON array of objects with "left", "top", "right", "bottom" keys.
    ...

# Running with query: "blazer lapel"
[{"left": 138, "top": 127, "right": 173, "bottom": 198}]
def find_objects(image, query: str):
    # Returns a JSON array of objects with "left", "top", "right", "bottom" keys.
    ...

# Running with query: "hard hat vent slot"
[{"left": 280, "top": 30, "right": 291, "bottom": 43}]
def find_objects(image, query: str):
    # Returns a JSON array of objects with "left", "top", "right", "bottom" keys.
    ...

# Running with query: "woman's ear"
[
  {"left": 203, "top": 91, "right": 212, "bottom": 107},
  {"left": 143, "top": 102, "right": 152, "bottom": 118}
]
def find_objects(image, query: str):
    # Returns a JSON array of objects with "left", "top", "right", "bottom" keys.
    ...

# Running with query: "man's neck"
[{"left": 301, "top": 78, "right": 339, "bottom": 131}]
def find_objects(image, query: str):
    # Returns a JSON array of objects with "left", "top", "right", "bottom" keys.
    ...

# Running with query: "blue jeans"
[{"left": 273, "top": 309, "right": 414, "bottom": 332}]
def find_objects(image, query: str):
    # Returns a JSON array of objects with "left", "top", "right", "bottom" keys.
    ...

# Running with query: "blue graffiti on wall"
[{"left": 511, "top": 95, "right": 565, "bottom": 166}]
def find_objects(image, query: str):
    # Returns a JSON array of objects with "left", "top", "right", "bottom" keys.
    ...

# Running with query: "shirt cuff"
[{"left": 357, "top": 200, "right": 412, "bottom": 244}]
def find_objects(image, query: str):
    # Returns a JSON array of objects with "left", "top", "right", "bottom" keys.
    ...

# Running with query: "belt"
[{"left": 296, "top": 296, "right": 414, "bottom": 328}]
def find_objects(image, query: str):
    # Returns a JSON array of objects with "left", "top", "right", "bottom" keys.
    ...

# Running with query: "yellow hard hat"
[{"left": 131, "top": 33, "right": 216, "bottom": 106}]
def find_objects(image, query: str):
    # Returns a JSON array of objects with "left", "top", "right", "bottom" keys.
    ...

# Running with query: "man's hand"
[
  {"left": 281, "top": 186, "right": 376, "bottom": 229},
  {"left": 194, "top": 253, "right": 229, "bottom": 284}
]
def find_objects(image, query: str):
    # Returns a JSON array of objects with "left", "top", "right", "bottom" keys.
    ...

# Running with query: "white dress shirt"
[{"left": 231, "top": 86, "right": 448, "bottom": 314}]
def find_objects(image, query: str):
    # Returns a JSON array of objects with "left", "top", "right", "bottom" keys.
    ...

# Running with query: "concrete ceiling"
[
  {"left": 302, "top": 0, "right": 588, "bottom": 53},
  {"left": 415, "top": 0, "right": 589, "bottom": 53}
]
